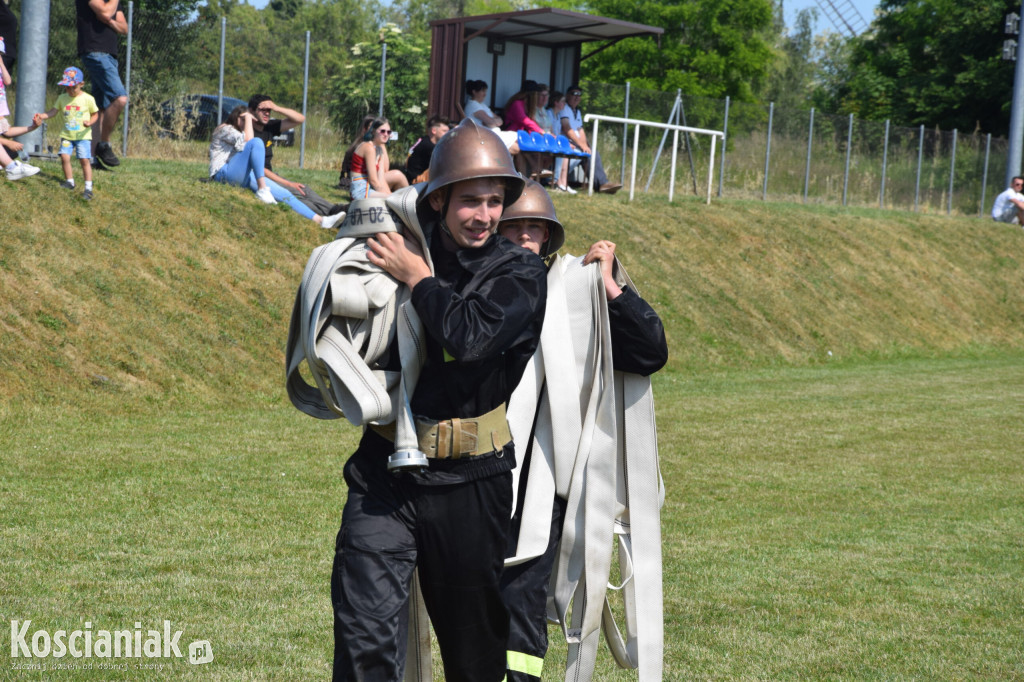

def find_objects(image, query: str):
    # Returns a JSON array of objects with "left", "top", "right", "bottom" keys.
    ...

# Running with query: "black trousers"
[
  {"left": 290, "top": 184, "right": 344, "bottom": 217},
  {"left": 500, "top": 495, "right": 566, "bottom": 682},
  {"left": 332, "top": 434, "right": 513, "bottom": 682}
]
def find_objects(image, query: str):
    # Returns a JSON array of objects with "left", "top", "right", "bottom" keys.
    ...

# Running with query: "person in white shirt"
[
  {"left": 559, "top": 85, "right": 621, "bottom": 194},
  {"left": 992, "top": 176, "right": 1024, "bottom": 224},
  {"left": 464, "top": 79, "right": 518, "bottom": 149}
]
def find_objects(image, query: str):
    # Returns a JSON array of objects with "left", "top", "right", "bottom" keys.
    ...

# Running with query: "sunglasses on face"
[
  {"left": 378, "top": 129, "right": 392, "bottom": 136},
  {"left": 256, "top": 107, "right": 272, "bottom": 114}
]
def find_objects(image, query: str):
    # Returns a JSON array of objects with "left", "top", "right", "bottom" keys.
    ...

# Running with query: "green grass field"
[
  {"left": 2, "top": 156, "right": 1023, "bottom": 679},
  {"left": 2, "top": 357, "right": 1022, "bottom": 679}
]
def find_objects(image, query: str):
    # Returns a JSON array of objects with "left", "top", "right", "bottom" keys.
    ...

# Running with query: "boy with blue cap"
[{"left": 34, "top": 66, "right": 99, "bottom": 200}]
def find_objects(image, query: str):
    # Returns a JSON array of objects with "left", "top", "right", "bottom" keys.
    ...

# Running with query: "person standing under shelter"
[
  {"left": 75, "top": 0, "right": 127, "bottom": 169},
  {"left": 560, "top": 84, "right": 622, "bottom": 194},
  {"left": 248, "top": 94, "right": 345, "bottom": 218},
  {"left": 330, "top": 118, "right": 547, "bottom": 681},
  {"left": 991, "top": 176, "right": 1024, "bottom": 225}
]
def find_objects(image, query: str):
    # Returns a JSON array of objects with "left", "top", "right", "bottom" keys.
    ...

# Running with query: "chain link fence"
[
  {"left": 11, "top": 2, "right": 1010, "bottom": 216},
  {"left": 582, "top": 81, "right": 1010, "bottom": 217}
]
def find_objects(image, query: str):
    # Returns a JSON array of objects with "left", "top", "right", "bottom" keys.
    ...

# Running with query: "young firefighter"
[
  {"left": 331, "top": 118, "right": 548, "bottom": 681},
  {"left": 497, "top": 180, "right": 668, "bottom": 681},
  {"left": 34, "top": 67, "right": 99, "bottom": 200}
]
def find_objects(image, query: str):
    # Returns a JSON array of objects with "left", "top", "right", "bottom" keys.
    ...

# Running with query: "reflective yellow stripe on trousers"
[{"left": 507, "top": 650, "right": 544, "bottom": 679}]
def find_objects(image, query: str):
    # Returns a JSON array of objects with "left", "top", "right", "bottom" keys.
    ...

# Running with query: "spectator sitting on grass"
[
  {"left": 991, "top": 176, "right": 1024, "bottom": 225},
  {"left": 339, "top": 114, "right": 375, "bottom": 189},
  {"left": 403, "top": 114, "right": 450, "bottom": 184},
  {"left": 208, "top": 105, "right": 344, "bottom": 230},
  {"left": 343, "top": 116, "right": 408, "bottom": 200},
  {"left": 248, "top": 94, "right": 345, "bottom": 219}
]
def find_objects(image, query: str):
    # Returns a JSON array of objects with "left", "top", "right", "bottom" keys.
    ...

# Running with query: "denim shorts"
[
  {"left": 59, "top": 138, "right": 92, "bottom": 160},
  {"left": 349, "top": 175, "right": 370, "bottom": 200},
  {"left": 82, "top": 52, "right": 127, "bottom": 109}
]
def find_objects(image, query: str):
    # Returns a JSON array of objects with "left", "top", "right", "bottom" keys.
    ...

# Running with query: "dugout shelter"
[{"left": 428, "top": 8, "right": 663, "bottom": 122}]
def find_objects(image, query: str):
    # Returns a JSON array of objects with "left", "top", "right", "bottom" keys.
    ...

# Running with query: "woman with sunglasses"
[
  {"left": 209, "top": 105, "right": 345, "bottom": 228},
  {"left": 345, "top": 117, "right": 408, "bottom": 200}
]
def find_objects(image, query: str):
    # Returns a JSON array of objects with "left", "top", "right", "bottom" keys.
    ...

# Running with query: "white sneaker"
[
  {"left": 255, "top": 186, "right": 277, "bottom": 204},
  {"left": 6, "top": 162, "right": 40, "bottom": 181},
  {"left": 555, "top": 184, "right": 577, "bottom": 195},
  {"left": 320, "top": 211, "right": 346, "bottom": 230}
]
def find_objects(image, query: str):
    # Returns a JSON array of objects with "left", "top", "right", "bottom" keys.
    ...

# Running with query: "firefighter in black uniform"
[
  {"left": 330, "top": 119, "right": 547, "bottom": 682},
  {"left": 496, "top": 180, "right": 669, "bottom": 682}
]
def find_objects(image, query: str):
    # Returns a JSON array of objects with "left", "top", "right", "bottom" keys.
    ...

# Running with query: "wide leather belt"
[{"left": 371, "top": 404, "right": 511, "bottom": 459}]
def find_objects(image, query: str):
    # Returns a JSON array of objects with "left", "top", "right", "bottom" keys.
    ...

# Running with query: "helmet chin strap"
[{"left": 437, "top": 188, "right": 455, "bottom": 242}]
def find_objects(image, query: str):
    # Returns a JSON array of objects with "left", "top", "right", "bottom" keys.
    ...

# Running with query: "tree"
[
  {"left": 763, "top": 7, "right": 822, "bottom": 110},
  {"left": 389, "top": 0, "right": 529, "bottom": 38},
  {"left": 193, "top": 0, "right": 379, "bottom": 106},
  {"left": 328, "top": 23, "right": 430, "bottom": 147},
  {"left": 828, "top": 0, "right": 1017, "bottom": 133},
  {"left": 566, "top": 0, "right": 777, "bottom": 102}
]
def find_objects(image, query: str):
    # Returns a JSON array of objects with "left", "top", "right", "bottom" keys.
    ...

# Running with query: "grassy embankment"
[
  {"left": 3, "top": 156, "right": 1023, "bottom": 409},
  {"left": 1, "top": 158, "right": 1023, "bottom": 679}
]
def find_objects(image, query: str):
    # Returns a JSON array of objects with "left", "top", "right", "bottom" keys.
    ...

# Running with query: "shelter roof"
[{"left": 430, "top": 8, "right": 663, "bottom": 47}]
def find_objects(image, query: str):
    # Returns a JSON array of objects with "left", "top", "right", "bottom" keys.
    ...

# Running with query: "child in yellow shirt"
[{"left": 34, "top": 66, "right": 99, "bottom": 200}]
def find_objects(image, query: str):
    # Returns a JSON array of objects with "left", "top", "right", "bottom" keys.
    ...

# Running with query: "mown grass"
[
  {"left": 1, "top": 356, "right": 1022, "bottom": 679},
  {"left": 2, "top": 157, "right": 1024, "bottom": 679}
]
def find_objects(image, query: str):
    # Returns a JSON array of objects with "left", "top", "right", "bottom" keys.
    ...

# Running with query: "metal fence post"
[
  {"left": 947, "top": 128, "right": 957, "bottom": 215},
  {"left": 762, "top": 102, "right": 774, "bottom": 201},
  {"left": 621, "top": 81, "right": 630, "bottom": 180},
  {"left": 1006, "top": 0, "right": 1024, "bottom": 187},
  {"left": 843, "top": 114, "right": 853, "bottom": 206},
  {"left": 718, "top": 95, "right": 729, "bottom": 197},
  {"left": 880, "top": 119, "right": 890, "bottom": 209},
  {"left": 300, "top": 31, "right": 310, "bottom": 169},
  {"left": 217, "top": 17, "right": 226, "bottom": 125},
  {"left": 914, "top": 124, "right": 924, "bottom": 212},
  {"left": 13, "top": 0, "right": 50, "bottom": 158},
  {"left": 980, "top": 133, "right": 992, "bottom": 217},
  {"left": 378, "top": 41, "right": 387, "bottom": 116},
  {"left": 121, "top": 1, "right": 132, "bottom": 158},
  {"left": 803, "top": 107, "right": 814, "bottom": 203}
]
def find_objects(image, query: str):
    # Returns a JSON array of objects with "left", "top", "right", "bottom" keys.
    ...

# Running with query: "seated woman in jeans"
[{"left": 209, "top": 105, "right": 343, "bottom": 229}]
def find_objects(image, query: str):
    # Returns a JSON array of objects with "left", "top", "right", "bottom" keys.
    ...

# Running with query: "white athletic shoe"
[
  {"left": 255, "top": 186, "right": 277, "bottom": 204},
  {"left": 6, "top": 162, "right": 41, "bottom": 181},
  {"left": 320, "top": 211, "right": 346, "bottom": 230},
  {"left": 554, "top": 184, "right": 577, "bottom": 195}
]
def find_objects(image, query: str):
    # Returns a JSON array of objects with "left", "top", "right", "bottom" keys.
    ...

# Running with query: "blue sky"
[
  {"left": 245, "top": 0, "right": 880, "bottom": 35},
  {"left": 784, "top": 0, "right": 880, "bottom": 35}
]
